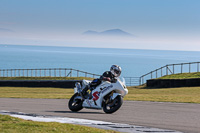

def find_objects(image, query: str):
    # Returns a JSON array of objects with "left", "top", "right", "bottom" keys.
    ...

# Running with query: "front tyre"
[
  {"left": 103, "top": 95, "right": 123, "bottom": 114},
  {"left": 68, "top": 93, "right": 83, "bottom": 112}
]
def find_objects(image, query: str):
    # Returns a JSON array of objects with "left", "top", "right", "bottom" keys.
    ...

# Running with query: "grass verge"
[
  {"left": 0, "top": 114, "right": 117, "bottom": 133},
  {"left": 0, "top": 86, "right": 200, "bottom": 103},
  {"left": 159, "top": 72, "right": 200, "bottom": 79}
]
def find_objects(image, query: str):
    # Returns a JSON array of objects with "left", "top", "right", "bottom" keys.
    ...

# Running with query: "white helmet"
[{"left": 110, "top": 65, "right": 121, "bottom": 77}]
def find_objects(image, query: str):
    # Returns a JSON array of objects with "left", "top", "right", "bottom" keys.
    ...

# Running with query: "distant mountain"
[{"left": 82, "top": 29, "right": 133, "bottom": 37}]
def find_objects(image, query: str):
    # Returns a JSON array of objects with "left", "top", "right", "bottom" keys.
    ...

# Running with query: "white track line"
[{"left": 0, "top": 110, "right": 182, "bottom": 133}]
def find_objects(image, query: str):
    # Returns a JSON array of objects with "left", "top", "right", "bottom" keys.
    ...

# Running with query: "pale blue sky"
[{"left": 0, "top": 0, "right": 200, "bottom": 51}]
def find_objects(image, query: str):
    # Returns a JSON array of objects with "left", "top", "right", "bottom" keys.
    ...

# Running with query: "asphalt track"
[{"left": 0, "top": 98, "right": 200, "bottom": 133}]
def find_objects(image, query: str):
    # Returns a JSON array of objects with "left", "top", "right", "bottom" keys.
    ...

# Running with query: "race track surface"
[{"left": 0, "top": 98, "right": 200, "bottom": 133}]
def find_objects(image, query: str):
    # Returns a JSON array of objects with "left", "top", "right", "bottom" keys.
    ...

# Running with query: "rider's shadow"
[{"left": 46, "top": 110, "right": 104, "bottom": 114}]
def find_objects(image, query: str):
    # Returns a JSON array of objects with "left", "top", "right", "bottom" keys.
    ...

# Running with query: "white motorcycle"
[{"left": 68, "top": 77, "right": 128, "bottom": 114}]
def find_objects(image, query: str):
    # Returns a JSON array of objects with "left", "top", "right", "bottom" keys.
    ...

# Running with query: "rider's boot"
[{"left": 81, "top": 85, "right": 89, "bottom": 97}]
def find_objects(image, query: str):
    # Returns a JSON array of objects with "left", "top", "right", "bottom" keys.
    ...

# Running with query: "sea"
[{"left": 0, "top": 44, "right": 200, "bottom": 77}]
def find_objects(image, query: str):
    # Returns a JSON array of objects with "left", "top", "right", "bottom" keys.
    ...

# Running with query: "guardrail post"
[
  {"left": 198, "top": 63, "right": 199, "bottom": 72},
  {"left": 161, "top": 68, "right": 162, "bottom": 77},
  {"left": 65, "top": 69, "right": 67, "bottom": 77},
  {"left": 156, "top": 70, "right": 157, "bottom": 78},
  {"left": 49, "top": 69, "right": 51, "bottom": 77},
  {"left": 27, "top": 69, "right": 28, "bottom": 77},
  {"left": 59, "top": 68, "right": 61, "bottom": 77},
  {"left": 189, "top": 63, "right": 191, "bottom": 73},
  {"left": 166, "top": 65, "right": 168, "bottom": 75},
  {"left": 77, "top": 70, "right": 79, "bottom": 77},
  {"left": 181, "top": 64, "right": 183, "bottom": 73},
  {"left": 151, "top": 72, "right": 152, "bottom": 79},
  {"left": 85, "top": 72, "right": 87, "bottom": 77},
  {"left": 6, "top": 69, "right": 8, "bottom": 77},
  {"left": 173, "top": 64, "right": 174, "bottom": 74},
  {"left": 54, "top": 69, "right": 56, "bottom": 77},
  {"left": 70, "top": 69, "right": 72, "bottom": 77}
]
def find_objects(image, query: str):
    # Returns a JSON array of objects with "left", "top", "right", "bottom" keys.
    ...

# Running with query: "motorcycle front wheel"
[
  {"left": 103, "top": 95, "right": 123, "bottom": 114},
  {"left": 68, "top": 93, "right": 83, "bottom": 112}
]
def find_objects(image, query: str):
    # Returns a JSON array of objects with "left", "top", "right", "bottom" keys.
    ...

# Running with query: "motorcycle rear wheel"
[
  {"left": 103, "top": 95, "right": 123, "bottom": 114},
  {"left": 68, "top": 93, "right": 83, "bottom": 112}
]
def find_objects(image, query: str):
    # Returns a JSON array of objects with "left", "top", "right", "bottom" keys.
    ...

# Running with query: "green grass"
[
  {"left": 126, "top": 85, "right": 200, "bottom": 103},
  {"left": 0, "top": 114, "right": 117, "bottom": 133},
  {"left": 0, "top": 87, "right": 74, "bottom": 99},
  {"left": 0, "top": 86, "right": 200, "bottom": 103},
  {"left": 0, "top": 77, "right": 93, "bottom": 80},
  {"left": 159, "top": 72, "right": 200, "bottom": 79}
]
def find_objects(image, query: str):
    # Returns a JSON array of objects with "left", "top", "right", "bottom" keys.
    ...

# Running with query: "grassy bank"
[
  {"left": 0, "top": 77, "right": 93, "bottom": 80},
  {"left": 159, "top": 72, "right": 200, "bottom": 79},
  {"left": 0, "top": 114, "right": 117, "bottom": 133},
  {"left": 0, "top": 86, "right": 200, "bottom": 103}
]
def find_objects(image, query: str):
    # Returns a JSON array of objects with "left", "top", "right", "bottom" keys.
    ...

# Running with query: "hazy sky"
[{"left": 0, "top": 0, "right": 200, "bottom": 51}]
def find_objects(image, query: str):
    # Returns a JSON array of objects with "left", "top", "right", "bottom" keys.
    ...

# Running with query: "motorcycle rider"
[{"left": 81, "top": 65, "right": 122, "bottom": 96}]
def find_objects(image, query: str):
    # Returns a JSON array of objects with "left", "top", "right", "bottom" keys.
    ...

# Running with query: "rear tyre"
[
  {"left": 103, "top": 95, "right": 123, "bottom": 114},
  {"left": 68, "top": 93, "right": 83, "bottom": 112}
]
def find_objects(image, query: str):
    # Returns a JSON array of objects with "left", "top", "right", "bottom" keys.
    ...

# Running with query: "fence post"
[
  {"left": 151, "top": 72, "right": 152, "bottom": 79},
  {"left": 156, "top": 70, "right": 157, "bottom": 78},
  {"left": 23, "top": 69, "right": 24, "bottom": 77},
  {"left": 181, "top": 64, "right": 183, "bottom": 73},
  {"left": 49, "top": 69, "right": 51, "bottom": 77},
  {"left": 173, "top": 64, "right": 174, "bottom": 74},
  {"left": 77, "top": 70, "right": 79, "bottom": 77},
  {"left": 40, "top": 69, "right": 42, "bottom": 77},
  {"left": 59, "top": 68, "right": 61, "bottom": 77},
  {"left": 198, "top": 63, "right": 199, "bottom": 72},
  {"left": 189, "top": 63, "right": 191, "bottom": 73},
  {"left": 27, "top": 69, "right": 28, "bottom": 77},
  {"left": 85, "top": 72, "right": 87, "bottom": 77},
  {"left": 54, "top": 69, "right": 56, "bottom": 77},
  {"left": 166, "top": 65, "right": 168, "bottom": 75},
  {"left": 44, "top": 69, "right": 46, "bottom": 77},
  {"left": 35, "top": 69, "right": 37, "bottom": 77},
  {"left": 65, "top": 69, "right": 67, "bottom": 77},
  {"left": 70, "top": 69, "right": 72, "bottom": 77},
  {"left": 0, "top": 70, "right": 1, "bottom": 77},
  {"left": 161, "top": 68, "right": 162, "bottom": 77}
]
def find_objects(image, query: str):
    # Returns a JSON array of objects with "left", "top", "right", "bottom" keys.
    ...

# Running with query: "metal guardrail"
[
  {"left": 2, "top": 61, "right": 197, "bottom": 87},
  {"left": 124, "top": 77, "right": 140, "bottom": 86},
  {"left": 0, "top": 67, "right": 140, "bottom": 86},
  {"left": 140, "top": 62, "right": 200, "bottom": 85},
  {"left": 0, "top": 68, "right": 101, "bottom": 78}
]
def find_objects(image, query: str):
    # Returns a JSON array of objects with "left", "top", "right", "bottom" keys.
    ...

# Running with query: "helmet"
[{"left": 110, "top": 65, "right": 121, "bottom": 77}]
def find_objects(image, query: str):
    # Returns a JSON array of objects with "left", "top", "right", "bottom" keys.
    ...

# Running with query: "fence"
[
  {"left": 0, "top": 68, "right": 141, "bottom": 86},
  {"left": 140, "top": 62, "right": 200, "bottom": 85},
  {"left": 0, "top": 68, "right": 101, "bottom": 78},
  {"left": 124, "top": 77, "right": 140, "bottom": 86}
]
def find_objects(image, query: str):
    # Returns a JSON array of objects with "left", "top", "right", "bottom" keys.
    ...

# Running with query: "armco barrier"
[
  {"left": 147, "top": 78, "right": 200, "bottom": 88},
  {"left": 0, "top": 80, "right": 82, "bottom": 88}
]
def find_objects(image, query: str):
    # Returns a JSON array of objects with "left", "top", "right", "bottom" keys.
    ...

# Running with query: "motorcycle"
[{"left": 68, "top": 77, "right": 128, "bottom": 114}]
